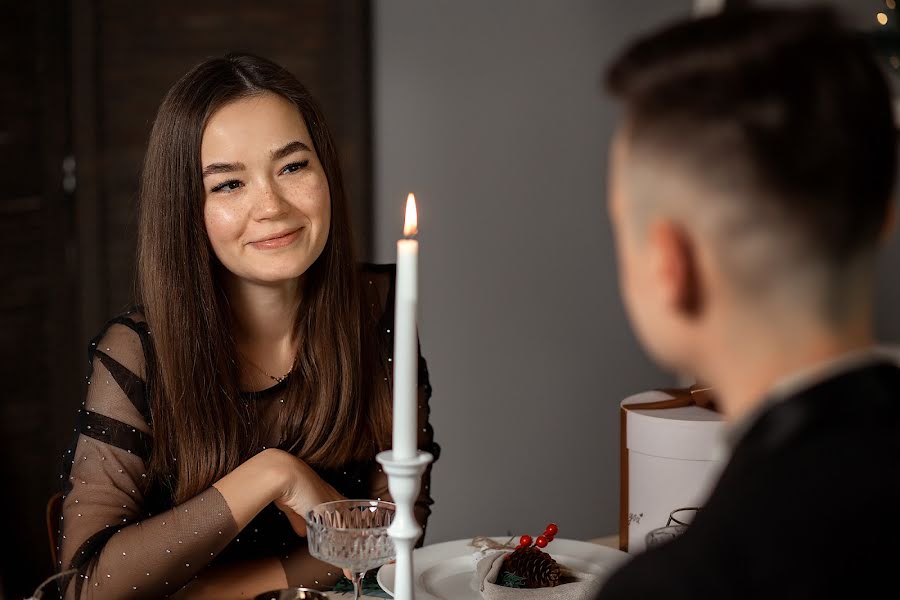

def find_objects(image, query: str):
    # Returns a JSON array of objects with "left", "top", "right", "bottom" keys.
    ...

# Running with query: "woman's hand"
[{"left": 265, "top": 449, "right": 345, "bottom": 537}]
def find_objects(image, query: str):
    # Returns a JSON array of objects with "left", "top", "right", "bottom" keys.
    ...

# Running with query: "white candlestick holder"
[{"left": 376, "top": 450, "right": 434, "bottom": 600}]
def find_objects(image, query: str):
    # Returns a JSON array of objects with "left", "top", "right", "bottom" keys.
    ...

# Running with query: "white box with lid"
[{"left": 619, "top": 389, "right": 726, "bottom": 554}]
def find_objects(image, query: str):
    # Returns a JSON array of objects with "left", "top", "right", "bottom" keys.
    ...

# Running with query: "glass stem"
[{"left": 353, "top": 571, "right": 365, "bottom": 600}]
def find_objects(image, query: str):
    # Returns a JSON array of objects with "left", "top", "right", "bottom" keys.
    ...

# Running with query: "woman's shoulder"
[
  {"left": 92, "top": 306, "right": 150, "bottom": 341},
  {"left": 82, "top": 305, "right": 154, "bottom": 429},
  {"left": 95, "top": 305, "right": 149, "bottom": 330},
  {"left": 88, "top": 305, "right": 152, "bottom": 379}
]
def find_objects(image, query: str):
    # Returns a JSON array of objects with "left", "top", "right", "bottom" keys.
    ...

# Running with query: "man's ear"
[{"left": 649, "top": 220, "right": 704, "bottom": 318}]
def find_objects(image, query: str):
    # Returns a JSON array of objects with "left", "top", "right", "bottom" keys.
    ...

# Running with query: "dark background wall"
[{"left": 0, "top": 2, "right": 372, "bottom": 596}]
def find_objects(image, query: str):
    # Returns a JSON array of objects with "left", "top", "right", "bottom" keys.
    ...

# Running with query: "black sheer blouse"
[{"left": 56, "top": 264, "right": 439, "bottom": 599}]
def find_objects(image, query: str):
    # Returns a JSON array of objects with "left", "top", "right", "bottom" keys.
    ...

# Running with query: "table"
[{"left": 323, "top": 535, "right": 620, "bottom": 598}]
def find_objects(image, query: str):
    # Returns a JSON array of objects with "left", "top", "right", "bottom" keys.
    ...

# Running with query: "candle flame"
[{"left": 404, "top": 193, "right": 418, "bottom": 237}]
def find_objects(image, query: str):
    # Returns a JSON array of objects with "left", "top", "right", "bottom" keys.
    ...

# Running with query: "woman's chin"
[
  {"left": 220, "top": 251, "right": 323, "bottom": 287},
  {"left": 224, "top": 268, "right": 308, "bottom": 287}
]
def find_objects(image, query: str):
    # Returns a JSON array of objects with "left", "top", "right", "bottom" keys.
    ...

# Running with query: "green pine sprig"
[{"left": 498, "top": 571, "right": 527, "bottom": 589}]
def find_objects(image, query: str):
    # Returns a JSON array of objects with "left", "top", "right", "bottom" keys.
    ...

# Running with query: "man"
[{"left": 598, "top": 6, "right": 899, "bottom": 598}]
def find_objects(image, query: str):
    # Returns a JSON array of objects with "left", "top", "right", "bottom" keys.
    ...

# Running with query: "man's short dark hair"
[{"left": 606, "top": 6, "right": 897, "bottom": 267}]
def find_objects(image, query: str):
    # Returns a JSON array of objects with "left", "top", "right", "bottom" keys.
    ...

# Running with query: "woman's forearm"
[
  {"left": 172, "top": 546, "right": 346, "bottom": 598},
  {"left": 62, "top": 450, "right": 288, "bottom": 599},
  {"left": 212, "top": 448, "right": 286, "bottom": 530},
  {"left": 171, "top": 557, "right": 288, "bottom": 599},
  {"left": 281, "top": 542, "right": 344, "bottom": 589},
  {"left": 64, "top": 486, "right": 238, "bottom": 599}
]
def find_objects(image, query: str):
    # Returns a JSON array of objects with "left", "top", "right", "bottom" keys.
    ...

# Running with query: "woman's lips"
[{"left": 250, "top": 228, "right": 302, "bottom": 250}]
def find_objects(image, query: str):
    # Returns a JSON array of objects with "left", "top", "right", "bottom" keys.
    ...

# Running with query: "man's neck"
[{"left": 703, "top": 318, "right": 875, "bottom": 424}]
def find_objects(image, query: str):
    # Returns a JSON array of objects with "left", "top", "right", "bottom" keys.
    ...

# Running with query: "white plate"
[{"left": 377, "top": 538, "right": 629, "bottom": 599}]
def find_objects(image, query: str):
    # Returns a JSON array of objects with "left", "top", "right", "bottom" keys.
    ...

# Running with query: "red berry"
[
  {"left": 535, "top": 535, "right": 548, "bottom": 548},
  {"left": 545, "top": 523, "right": 559, "bottom": 537},
  {"left": 519, "top": 535, "right": 532, "bottom": 548}
]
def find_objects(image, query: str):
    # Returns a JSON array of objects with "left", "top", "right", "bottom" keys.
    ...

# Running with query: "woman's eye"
[
  {"left": 281, "top": 160, "right": 310, "bottom": 175},
  {"left": 211, "top": 180, "right": 243, "bottom": 193}
]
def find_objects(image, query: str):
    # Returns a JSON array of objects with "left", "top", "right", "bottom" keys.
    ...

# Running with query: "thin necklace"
[{"left": 241, "top": 352, "right": 293, "bottom": 384}]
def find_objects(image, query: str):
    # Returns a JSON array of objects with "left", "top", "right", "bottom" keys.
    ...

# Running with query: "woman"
[{"left": 57, "top": 54, "right": 438, "bottom": 599}]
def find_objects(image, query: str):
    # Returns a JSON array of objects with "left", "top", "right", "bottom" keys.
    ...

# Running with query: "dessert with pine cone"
[
  {"left": 474, "top": 522, "right": 621, "bottom": 599},
  {"left": 499, "top": 523, "right": 564, "bottom": 589}
]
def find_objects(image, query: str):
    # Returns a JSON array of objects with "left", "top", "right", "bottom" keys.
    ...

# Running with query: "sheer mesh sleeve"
[{"left": 58, "top": 316, "right": 239, "bottom": 599}]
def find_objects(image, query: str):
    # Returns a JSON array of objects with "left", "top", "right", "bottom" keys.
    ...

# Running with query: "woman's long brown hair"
[{"left": 138, "top": 54, "right": 391, "bottom": 503}]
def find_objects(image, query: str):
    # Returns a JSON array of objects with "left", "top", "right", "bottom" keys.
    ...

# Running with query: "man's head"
[{"left": 606, "top": 6, "right": 897, "bottom": 378}]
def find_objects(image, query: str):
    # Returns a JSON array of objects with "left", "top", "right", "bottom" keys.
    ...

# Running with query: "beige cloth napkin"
[{"left": 473, "top": 551, "right": 602, "bottom": 600}]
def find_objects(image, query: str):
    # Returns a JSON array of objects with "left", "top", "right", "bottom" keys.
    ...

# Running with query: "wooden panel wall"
[
  {"left": 0, "top": 1, "right": 76, "bottom": 597},
  {"left": 0, "top": 2, "right": 372, "bottom": 596}
]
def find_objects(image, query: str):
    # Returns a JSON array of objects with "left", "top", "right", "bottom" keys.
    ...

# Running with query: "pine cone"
[{"left": 503, "top": 546, "right": 561, "bottom": 588}]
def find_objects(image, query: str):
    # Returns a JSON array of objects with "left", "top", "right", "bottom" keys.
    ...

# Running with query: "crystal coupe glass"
[{"left": 305, "top": 500, "right": 396, "bottom": 600}]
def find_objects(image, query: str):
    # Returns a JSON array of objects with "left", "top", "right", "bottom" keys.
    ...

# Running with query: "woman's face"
[{"left": 201, "top": 92, "right": 331, "bottom": 286}]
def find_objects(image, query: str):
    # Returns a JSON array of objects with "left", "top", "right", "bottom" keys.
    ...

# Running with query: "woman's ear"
[{"left": 649, "top": 220, "right": 704, "bottom": 319}]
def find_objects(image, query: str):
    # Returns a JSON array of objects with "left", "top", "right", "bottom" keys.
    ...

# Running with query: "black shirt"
[
  {"left": 597, "top": 361, "right": 900, "bottom": 599},
  {"left": 57, "top": 264, "right": 439, "bottom": 599}
]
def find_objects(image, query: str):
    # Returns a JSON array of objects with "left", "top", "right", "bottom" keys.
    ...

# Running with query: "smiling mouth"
[{"left": 250, "top": 227, "right": 303, "bottom": 249}]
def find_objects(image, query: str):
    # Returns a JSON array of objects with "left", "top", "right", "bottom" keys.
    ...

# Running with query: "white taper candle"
[{"left": 393, "top": 193, "right": 419, "bottom": 460}]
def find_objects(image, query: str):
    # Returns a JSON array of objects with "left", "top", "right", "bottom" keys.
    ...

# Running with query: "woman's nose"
[{"left": 252, "top": 180, "right": 288, "bottom": 219}]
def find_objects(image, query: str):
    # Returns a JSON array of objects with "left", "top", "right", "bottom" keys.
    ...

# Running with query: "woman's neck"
[{"left": 225, "top": 275, "right": 302, "bottom": 375}]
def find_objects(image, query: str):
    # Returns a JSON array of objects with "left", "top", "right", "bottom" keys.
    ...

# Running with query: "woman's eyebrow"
[
  {"left": 270, "top": 140, "right": 312, "bottom": 161},
  {"left": 202, "top": 162, "right": 245, "bottom": 178}
]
